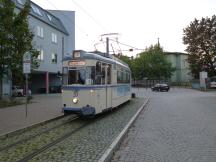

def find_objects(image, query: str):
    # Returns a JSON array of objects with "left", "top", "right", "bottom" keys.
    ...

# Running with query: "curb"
[{"left": 98, "top": 97, "right": 150, "bottom": 162}]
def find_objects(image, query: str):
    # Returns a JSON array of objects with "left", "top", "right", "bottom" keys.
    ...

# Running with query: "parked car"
[
  {"left": 151, "top": 83, "right": 170, "bottom": 92},
  {"left": 210, "top": 81, "right": 216, "bottom": 88},
  {"left": 209, "top": 76, "right": 216, "bottom": 88},
  {"left": 23, "top": 88, "right": 32, "bottom": 96},
  {"left": 12, "top": 86, "right": 24, "bottom": 97}
]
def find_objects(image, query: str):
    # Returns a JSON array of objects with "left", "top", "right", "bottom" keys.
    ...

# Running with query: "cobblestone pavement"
[
  {"left": 112, "top": 88, "right": 216, "bottom": 162},
  {"left": 0, "top": 97, "right": 146, "bottom": 162},
  {"left": 30, "top": 98, "right": 145, "bottom": 162}
]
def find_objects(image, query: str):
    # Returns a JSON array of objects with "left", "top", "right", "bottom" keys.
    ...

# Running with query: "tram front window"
[{"left": 68, "top": 69, "right": 85, "bottom": 85}]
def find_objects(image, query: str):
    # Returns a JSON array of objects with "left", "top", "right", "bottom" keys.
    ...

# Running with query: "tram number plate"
[{"left": 68, "top": 61, "right": 85, "bottom": 67}]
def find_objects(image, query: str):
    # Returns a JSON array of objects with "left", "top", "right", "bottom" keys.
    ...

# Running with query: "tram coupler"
[{"left": 81, "top": 105, "right": 95, "bottom": 116}]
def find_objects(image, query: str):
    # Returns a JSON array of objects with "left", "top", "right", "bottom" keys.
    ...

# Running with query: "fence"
[
  {"left": 132, "top": 80, "right": 191, "bottom": 88},
  {"left": 132, "top": 80, "right": 169, "bottom": 88}
]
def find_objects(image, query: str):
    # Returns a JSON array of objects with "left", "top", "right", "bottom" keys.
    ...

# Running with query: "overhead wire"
[
  {"left": 116, "top": 39, "right": 123, "bottom": 54},
  {"left": 110, "top": 43, "right": 116, "bottom": 54},
  {"left": 44, "top": 0, "right": 144, "bottom": 53},
  {"left": 63, "top": 1, "right": 145, "bottom": 52},
  {"left": 70, "top": 0, "right": 109, "bottom": 33},
  {"left": 45, "top": 0, "right": 89, "bottom": 37},
  {"left": 109, "top": 38, "right": 144, "bottom": 51}
]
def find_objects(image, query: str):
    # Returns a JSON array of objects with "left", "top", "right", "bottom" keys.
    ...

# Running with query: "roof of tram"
[{"left": 63, "top": 50, "right": 131, "bottom": 71}]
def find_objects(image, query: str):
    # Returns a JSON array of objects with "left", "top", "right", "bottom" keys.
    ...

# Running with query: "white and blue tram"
[{"left": 62, "top": 50, "right": 131, "bottom": 116}]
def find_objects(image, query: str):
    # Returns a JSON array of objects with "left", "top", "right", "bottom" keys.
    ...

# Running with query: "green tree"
[
  {"left": 0, "top": 0, "right": 39, "bottom": 98},
  {"left": 133, "top": 45, "right": 175, "bottom": 80},
  {"left": 0, "top": 0, "right": 15, "bottom": 98},
  {"left": 118, "top": 55, "right": 132, "bottom": 68},
  {"left": 117, "top": 55, "right": 136, "bottom": 79},
  {"left": 11, "top": 1, "right": 39, "bottom": 85},
  {"left": 183, "top": 15, "right": 216, "bottom": 79}
]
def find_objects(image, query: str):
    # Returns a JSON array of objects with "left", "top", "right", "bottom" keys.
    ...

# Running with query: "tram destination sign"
[{"left": 68, "top": 60, "right": 86, "bottom": 67}]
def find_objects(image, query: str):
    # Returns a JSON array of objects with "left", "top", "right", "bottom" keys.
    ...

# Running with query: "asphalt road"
[{"left": 112, "top": 87, "right": 216, "bottom": 162}]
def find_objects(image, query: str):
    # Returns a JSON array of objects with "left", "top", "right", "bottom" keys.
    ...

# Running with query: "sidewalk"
[{"left": 0, "top": 94, "right": 63, "bottom": 135}]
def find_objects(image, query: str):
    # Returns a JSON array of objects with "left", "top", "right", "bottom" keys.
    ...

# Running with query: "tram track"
[
  {"left": 0, "top": 98, "right": 147, "bottom": 162},
  {"left": 17, "top": 121, "right": 93, "bottom": 162},
  {"left": 0, "top": 115, "right": 79, "bottom": 152},
  {"left": 28, "top": 98, "right": 147, "bottom": 162},
  {"left": 0, "top": 114, "right": 73, "bottom": 149},
  {"left": 0, "top": 115, "right": 85, "bottom": 162}
]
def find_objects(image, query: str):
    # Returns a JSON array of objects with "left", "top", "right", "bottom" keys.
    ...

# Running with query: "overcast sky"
[{"left": 31, "top": 0, "right": 216, "bottom": 56}]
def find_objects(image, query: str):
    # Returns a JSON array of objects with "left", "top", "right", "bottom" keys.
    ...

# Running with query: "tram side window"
[
  {"left": 101, "top": 63, "right": 106, "bottom": 84},
  {"left": 95, "top": 62, "right": 102, "bottom": 84},
  {"left": 117, "top": 69, "right": 130, "bottom": 84},
  {"left": 117, "top": 70, "right": 121, "bottom": 83},
  {"left": 117, "top": 70, "right": 124, "bottom": 84},
  {"left": 128, "top": 73, "right": 131, "bottom": 83},
  {"left": 127, "top": 72, "right": 130, "bottom": 83},
  {"left": 107, "top": 64, "right": 111, "bottom": 84},
  {"left": 123, "top": 71, "right": 127, "bottom": 83},
  {"left": 126, "top": 72, "right": 130, "bottom": 83}
]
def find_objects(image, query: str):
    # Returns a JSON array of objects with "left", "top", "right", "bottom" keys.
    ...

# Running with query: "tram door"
[
  {"left": 97, "top": 62, "right": 112, "bottom": 111},
  {"left": 105, "top": 64, "right": 112, "bottom": 109}
]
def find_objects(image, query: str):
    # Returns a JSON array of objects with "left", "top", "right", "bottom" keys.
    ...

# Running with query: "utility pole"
[
  {"left": 101, "top": 33, "right": 120, "bottom": 55},
  {"left": 157, "top": 37, "right": 160, "bottom": 47},
  {"left": 106, "top": 37, "right": 109, "bottom": 54}
]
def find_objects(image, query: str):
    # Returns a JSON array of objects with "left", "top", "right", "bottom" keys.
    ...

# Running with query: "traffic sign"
[
  {"left": 23, "top": 52, "right": 31, "bottom": 74},
  {"left": 23, "top": 62, "right": 31, "bottom": 74}
]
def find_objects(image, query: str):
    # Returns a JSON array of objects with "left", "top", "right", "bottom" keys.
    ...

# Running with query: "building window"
[
  {"left": 37, "top": 49, "right": 44, "bottom": 61},
  {"left": 47, "top": 14, "right": 52, "bottom": 22},
  {"left": 52, "top": 53, "right": 57, "bottom": 63},
  {"left": 51, "top": 33, "right": 57, "bottom": 43},
  {"left": 31, "top": 5, "right": 42, "bottom": 16},
  {"left": 37, "top": 26, "right": 43, "bottom": 38}
]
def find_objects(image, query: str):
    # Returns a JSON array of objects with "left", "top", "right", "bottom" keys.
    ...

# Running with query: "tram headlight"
[{"left": 72, "top": 97, "right": 79, "bottom": 104}]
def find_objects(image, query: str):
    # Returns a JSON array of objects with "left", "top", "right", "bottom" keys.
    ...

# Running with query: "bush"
[{"left": 0, "top": 99, "right": 22, "bottom": 108}]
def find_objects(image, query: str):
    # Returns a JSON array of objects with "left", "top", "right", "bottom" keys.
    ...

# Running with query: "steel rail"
[
  {"left": 0, "top": 116, "right": 79, "bottom": 152},
  {"left": 16, "top": 120, "right": 94, "bottom": 162}
]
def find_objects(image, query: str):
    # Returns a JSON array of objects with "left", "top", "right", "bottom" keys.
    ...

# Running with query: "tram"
[{"left": 62, "top": 50, "right": 131, "bottom": 116}]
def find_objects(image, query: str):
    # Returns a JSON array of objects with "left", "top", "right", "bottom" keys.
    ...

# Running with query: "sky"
[{"left": 31, "top": 0, "right": 216, "bottom": 57}]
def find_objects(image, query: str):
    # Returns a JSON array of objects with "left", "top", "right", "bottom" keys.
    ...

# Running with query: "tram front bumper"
[{"left": 63, "top": 105, "right": 95, "bottom": 116}]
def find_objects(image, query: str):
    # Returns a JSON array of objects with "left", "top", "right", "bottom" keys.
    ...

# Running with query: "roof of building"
[{"left": 12, "top": 0, "right": 69, "bottom": 35}]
